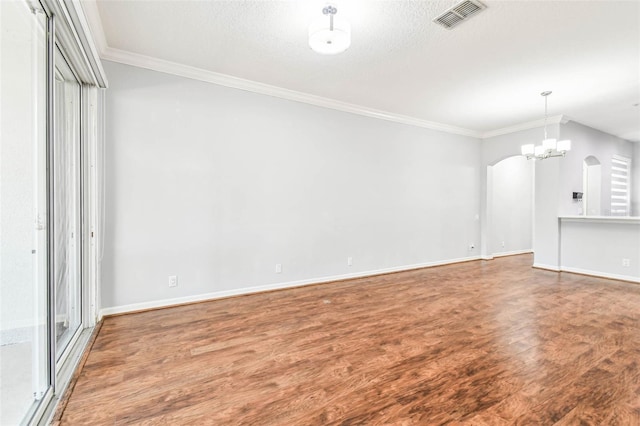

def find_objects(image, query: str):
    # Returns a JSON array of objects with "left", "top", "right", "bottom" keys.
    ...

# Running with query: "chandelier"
[
  {"left": 308, "top": 5, "right": 351, "bottom": 55},
  {"left": 521, "top": 91, "right": 571, "bottom": 160}
]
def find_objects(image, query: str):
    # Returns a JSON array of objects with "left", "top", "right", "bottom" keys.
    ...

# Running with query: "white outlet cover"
[{"left": 169, "top": 275, "right": 178, "bottom": 287}]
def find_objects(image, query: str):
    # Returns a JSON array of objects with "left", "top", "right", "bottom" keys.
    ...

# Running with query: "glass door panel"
[
  {"left": 0, "top": 1, "right": 51, "bottom": 424},
  {"left": 53, "top": 48, "right": 82, "bottom": 360}
]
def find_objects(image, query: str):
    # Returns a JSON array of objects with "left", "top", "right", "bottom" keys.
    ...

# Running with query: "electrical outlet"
[
  {"left": 275, "top": 263, "right": 282, "bottom": 274},
  {"left": 168, "top": 275, "right": 178, "bottom": 287},
  {"left": 469, "top": 243, "right": 475, "bottom": 250},
  {"left": 347, "top": 256, "right": 353, "bottom": 266},
  {"left": 501, "top": 241, "right": 505, "bottom": 248},
  {"left": 622, "top": 258, "right": 630, "bottom": 267}
]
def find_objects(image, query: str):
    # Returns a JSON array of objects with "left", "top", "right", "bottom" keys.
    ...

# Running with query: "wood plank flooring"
[{"left": 58, "top": 255, "right": 640, "bottom": 425}]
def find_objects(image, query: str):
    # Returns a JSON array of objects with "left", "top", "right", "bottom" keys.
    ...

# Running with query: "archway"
[
  {"left": 582, "top": 156, "right": 601, "bottom": 216},
  {"left": 486, "top": 155, "right": 534, "bottom": 258}
]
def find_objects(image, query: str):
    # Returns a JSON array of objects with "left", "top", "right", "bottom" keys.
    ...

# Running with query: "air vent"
[
  {"left": 453, "top": 0, "right": 483, "bottom": 17},
  {"left": 433, "top": 0, "right": 486, "bottom": 29},
  {"left": 437, "top": 11, "right": 464, "bottom": 28}
]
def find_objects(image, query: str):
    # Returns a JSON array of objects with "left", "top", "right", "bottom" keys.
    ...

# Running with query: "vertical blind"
[{"left": 611, "top": 156, "right": 631, "bottom": 216}]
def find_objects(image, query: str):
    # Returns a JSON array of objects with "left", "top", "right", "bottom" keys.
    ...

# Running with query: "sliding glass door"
[
  {"left": 53, "top": 48, "right": 83, "bottom": 361},
  {"left": 0, "top": 1, "right": 51, "bottom": 424},
  {"left": 1, "top": 0, "right": 102, "bottom": 422}
]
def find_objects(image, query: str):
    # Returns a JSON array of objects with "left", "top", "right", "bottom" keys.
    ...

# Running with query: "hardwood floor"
[{"left": 58, "top": 255, "right": 640, "bottom": 425}]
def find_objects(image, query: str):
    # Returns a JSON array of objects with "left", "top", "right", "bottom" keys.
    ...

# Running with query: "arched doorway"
[
  {"left": 486, "top": 155, "right": 534, "bottom": 257},
  {"left": 582, "top": 156, "right": 601, "bottom": 216}
]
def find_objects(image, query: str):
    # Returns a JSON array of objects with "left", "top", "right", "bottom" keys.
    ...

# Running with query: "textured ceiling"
[{"left": 86, "top": 0, "right": 640, "bottom": 141}]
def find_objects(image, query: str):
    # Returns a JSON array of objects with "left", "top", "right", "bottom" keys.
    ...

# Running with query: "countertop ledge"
[{"left": 559, "top": 216, "right": 640, "bottom": 223}]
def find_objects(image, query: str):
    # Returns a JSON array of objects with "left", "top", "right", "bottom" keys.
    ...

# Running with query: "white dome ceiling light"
[{"left": 308, "top": 5, "right": 351, "bottom": 55}]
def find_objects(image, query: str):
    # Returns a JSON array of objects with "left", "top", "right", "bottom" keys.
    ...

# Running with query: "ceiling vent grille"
[{"left": 433, "top": 0, "right": 486, "bottom": 29}]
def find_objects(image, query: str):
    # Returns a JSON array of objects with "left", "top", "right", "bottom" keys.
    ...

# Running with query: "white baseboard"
[
  {"left": 99, "top": 256, "right": 481, "bottom": 318},
  {"left": 533, "top": 263, "right": 561, "bottom": 272},
  {"left": 492, "top": 249, "right": 533, "bottom": 258},
  {"left": 533, "top": 263, "right": 639, "bottom": 283},
  {"left": 560, "top": 266, "right": 640, "bottom": 284}
]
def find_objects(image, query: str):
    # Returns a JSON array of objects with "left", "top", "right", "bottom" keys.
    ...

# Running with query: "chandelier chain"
[
  {"left": 544, "top": 95, "right": 547, "bottom": 139},
  {"left": 541, "top": 91, "right": 552, "bottom": 140}
]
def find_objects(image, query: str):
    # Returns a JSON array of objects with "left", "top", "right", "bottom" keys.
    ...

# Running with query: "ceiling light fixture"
[
  {"left": 309, "top": 4, "right": 350, "bottom": 55},
  {"left": 521, "top": 91, "right": 571, "bottom": 160}
]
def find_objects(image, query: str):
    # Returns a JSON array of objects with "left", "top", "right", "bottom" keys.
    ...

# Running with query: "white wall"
[
  {"left": 101, "top": 61, "right": 481, "bottom": 312},
  {"left": 1, "top": 1, "right": 38, "bottom": 334},
  {"left": 490, "top": 156, "right": 533, "bottom": 255},
  {"left": 532, "top": 121, "right": 636, "bottom": 270},
  {"left": 632, "top": 143, "right": 640, "bottom": 216},
  {"left": 583, "top": 159, "right": 601, "bottom": 216},
  {"left": 559, "top": 121, "right": 635, "bottom": 216},
  {"left": 560, "top": 218, "right": 640, "bottom": 282},
  {"left": 533, "top": 155, "right": 562, "bottom": 268},
  {"left": 480, "top": 126, "right": 552, "bottom": 259}
]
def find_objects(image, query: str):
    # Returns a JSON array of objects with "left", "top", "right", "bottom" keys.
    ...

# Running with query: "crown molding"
[
  {"left": 82, "top": 4, "right": 574, "bottom": 141},
  {"left": 99, "top": 46, "right": 482, "bottom": 138},
  {"left": 481, "top": 115, "right": 569, "bottom": 139}
]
